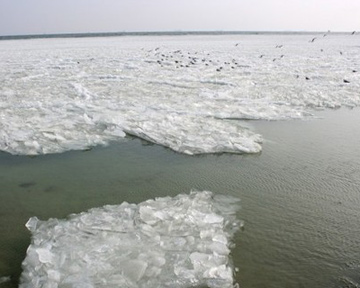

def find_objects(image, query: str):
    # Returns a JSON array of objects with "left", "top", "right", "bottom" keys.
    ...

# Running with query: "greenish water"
[{"left": 1, "top": 108, "right": 360, "bottom": 287}]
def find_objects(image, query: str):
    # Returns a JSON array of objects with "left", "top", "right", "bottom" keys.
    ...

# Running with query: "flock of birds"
[
  {"left": 144, "top": 31, "right": 357, "bottom": 84},
  {"left": 144, "top": 48, "right": 246, "bottom": 72}
]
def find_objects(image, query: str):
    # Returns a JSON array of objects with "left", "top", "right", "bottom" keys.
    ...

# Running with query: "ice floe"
[{"left": 20, "top": 191, "right": 242, "bottom": 288}]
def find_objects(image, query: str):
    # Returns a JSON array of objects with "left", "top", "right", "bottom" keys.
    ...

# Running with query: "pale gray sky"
[{"left": 1, "top": 0, "right": 360, "bottom": 36}]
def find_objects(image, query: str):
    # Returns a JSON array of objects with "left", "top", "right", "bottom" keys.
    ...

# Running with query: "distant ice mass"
[
  {"left": 20, "top": 191, "right": 242, "bottom": 288},
  {"left": 1, "top": 34, "right": 359, "bottom": 155}
]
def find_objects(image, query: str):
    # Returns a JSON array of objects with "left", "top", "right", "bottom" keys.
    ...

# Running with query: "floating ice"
[
  {"left": 0, "top": 276, "right": 11, "bottom": 284},
  {"left": 1, "top": 34, "right": 359, "bottom": 155},
  {"left": 20, "top": 191, "right": 242, "bottom": 288}
]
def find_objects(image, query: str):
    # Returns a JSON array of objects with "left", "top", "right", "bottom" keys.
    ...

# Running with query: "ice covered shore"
[{"left": 20, "top": 191, "right": 242, "bottom": 288}]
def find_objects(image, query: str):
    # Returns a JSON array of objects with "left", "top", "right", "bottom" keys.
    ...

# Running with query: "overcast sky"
[{"left": 1, "top": 0, "right": 360, "bottom": 36}]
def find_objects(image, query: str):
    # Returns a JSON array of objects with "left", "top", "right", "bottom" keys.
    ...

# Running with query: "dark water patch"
[{"left": 18, "top": 182, "right": 36, "bottom": 188}]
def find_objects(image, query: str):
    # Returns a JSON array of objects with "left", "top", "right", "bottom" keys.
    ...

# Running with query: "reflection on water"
[{"left": 0, "top": 108, "right": 360, "bottom": 287}]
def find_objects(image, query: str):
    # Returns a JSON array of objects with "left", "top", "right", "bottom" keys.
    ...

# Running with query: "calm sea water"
[{"left": 0, "top": 107, "right": 359, "bottom": 287}]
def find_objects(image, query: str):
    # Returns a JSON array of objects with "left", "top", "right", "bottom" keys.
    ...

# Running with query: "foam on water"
[
  {"left": 20, "top": 191, "right": 242, "bottom": 288},
  {"left": 0, "top": 34, "right": 359, "bottom": 155}
]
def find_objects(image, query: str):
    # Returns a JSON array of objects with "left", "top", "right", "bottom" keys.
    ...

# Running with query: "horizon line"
[{"left": 0, "top": 30, "right": 355, "bottom": 41}]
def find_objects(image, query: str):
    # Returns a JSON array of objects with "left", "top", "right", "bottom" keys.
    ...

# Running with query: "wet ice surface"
[
  {"left": 1, "top": 34, "right": 359, "bottom": 155},
  {"left": 20, "top": 191, "right": 242, "bottom": 288}
]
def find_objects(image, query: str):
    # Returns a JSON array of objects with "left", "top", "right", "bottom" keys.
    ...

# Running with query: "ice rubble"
[
  {"left": 20, "top": 191, "right": 242, "bottom": 288},
  {"left": 1, "top": 35, "right": 359, "bottom": 156},
  {"left": 123, "top": 113, "right": 262, "bottom": 155}
]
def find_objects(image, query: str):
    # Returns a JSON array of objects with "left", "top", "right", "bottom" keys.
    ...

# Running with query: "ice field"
[{"left": 1, "top": 33, "right": 359, "bottom": 156}]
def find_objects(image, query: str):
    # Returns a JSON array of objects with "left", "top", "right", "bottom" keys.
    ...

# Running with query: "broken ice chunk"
[
  {"left": 203, "top": 213, "right": 224, "bottom": 224},
  {"left": 139, "top": 206, "right": 159, "bottom": 225},
  {"left": 213, "top": 234, "right": 228, "bottom": 245},
  {"left": 121, "top": 259, "right": 148, "bottom": 282},
  {"left": 208, "top": 241, "right": 230, "bottom": 255},
  {"left": 47, "top": 270, "right": 61, "bottom": 282},
  {"left": 203, "top": 264, "right": 233, "bottom": 280},
  {"left": 25, "top": 217, "right": 39, "bottom": 232},
  {"left": 36, "top": 248, "right": 54, "bottom": 264}
]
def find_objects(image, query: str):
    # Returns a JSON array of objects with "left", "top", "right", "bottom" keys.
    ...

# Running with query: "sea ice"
[
  {"left": 20, "top": 191, "right": 242, "bottom": 288},
  {"left": 1, "top": 34, "right": 359, "bottom": 156}
]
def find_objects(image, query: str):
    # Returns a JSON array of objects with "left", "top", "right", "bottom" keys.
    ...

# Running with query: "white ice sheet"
[{"left": 1, "top": 34, "right": 359, "bottom": 155}]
